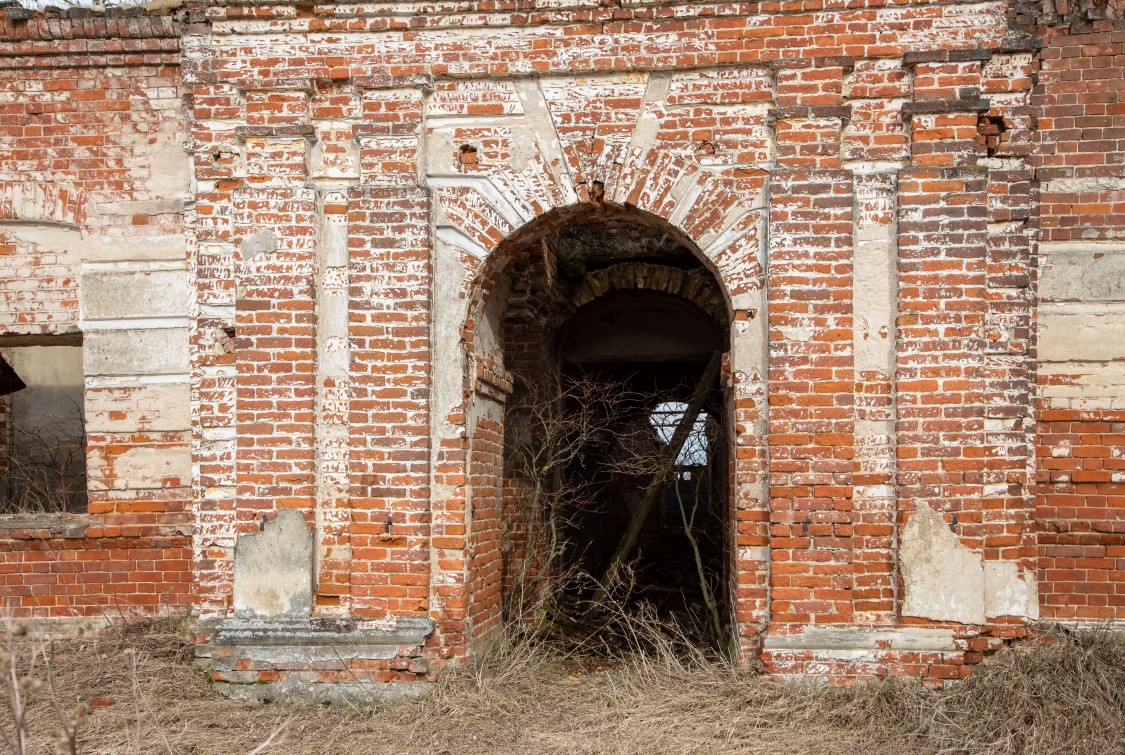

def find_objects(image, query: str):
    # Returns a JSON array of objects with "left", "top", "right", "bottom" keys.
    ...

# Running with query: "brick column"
[
  {"left": 312, "top": 190, "right": 352, "bottom": 611},
  {"left": 980, "top": 49, "right": 1038, "bottom": 624},
  {"left": 896, "top": 166, "right": 989, "bottom": 588},
  {"left": 346, "top": 185, "right": 432, "bottom": 619},
  {"left": 232, "top": 182, "right": 319, "bottom": 523},
  {"left": 767, "top": 64, "right": 857, "bottom": 629},
  {"left": 767, "top": 167, "right": 856, "bottom": 627},
  {"left": 850, "top": 171, "right": 899, "bottom": 624},
  {"left": 189, "top": 81, "right": 243, "bottom": 616},
  {"left": 348, "top": 86, "right": 432, "bottom": 619}
]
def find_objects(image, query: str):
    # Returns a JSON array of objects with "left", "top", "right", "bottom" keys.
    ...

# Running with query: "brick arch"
[
  {"left": 446, "top": 200, "right": 746, "bottom": 649},
  {"left": 460, "top": 201, "right": 739, "bottom": 349},
  {"left": 554, "top": 262, "right": 728, "bottom": 326},
  {"left": 431, "top": 167, "right": 768, "bottom": 313}
]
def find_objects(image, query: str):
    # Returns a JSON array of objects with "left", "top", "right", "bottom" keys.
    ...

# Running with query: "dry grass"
[{"left": 4, "top": 616, "right": 1125, "bottom": 755}]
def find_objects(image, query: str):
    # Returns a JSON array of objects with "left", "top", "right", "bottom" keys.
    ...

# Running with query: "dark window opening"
[{"left": 0, "top": 342, "right": 87, "bottom": 515}]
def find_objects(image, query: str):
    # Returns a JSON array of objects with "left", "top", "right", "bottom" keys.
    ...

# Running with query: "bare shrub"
[
  {"left": 502, "top": 359, "right": 731, "bottom": 656},
  {"left": 1, "top": 408, "right": 87, "bottom": 516},
  {"left": 1, "top": 619, "right": 90, "bottom": 755},
  {"left": 501, "top": 369, "right": 652, "bottom": 623}
]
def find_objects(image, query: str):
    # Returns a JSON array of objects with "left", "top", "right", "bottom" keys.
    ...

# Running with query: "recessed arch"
[
  {"left": 459, "top": 201, "right": 738, "bottom": 345},
  {"left": 452, "top": 201, "right": 742, "bottom": 650}
]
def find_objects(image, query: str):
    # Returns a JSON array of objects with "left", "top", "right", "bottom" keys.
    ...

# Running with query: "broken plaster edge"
[{"left": 899, "top": 502, "right": 1035, "bottom": 624}]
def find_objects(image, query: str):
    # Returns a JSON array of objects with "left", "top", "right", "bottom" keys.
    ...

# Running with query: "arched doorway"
[{"left": 463, "top": 204, "right": 733, "bottom": 650}]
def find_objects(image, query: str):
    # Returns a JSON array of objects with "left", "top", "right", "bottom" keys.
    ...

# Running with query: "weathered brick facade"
[
  {"left": 0, "top": 8, "right": 192, "bottom": 617},
  {"left": 1034, "top": 4, "right": 1125, "bottom": 623},
  {"left": 0, "top": 0, "right": 1122, "bottom": 696}
]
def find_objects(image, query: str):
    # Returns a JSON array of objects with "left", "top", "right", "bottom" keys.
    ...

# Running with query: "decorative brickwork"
[{"left": 0, "top": 0, "right": 1119, "bottom": 696}]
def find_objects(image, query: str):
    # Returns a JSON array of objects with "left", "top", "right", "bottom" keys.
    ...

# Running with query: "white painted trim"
[
  {"left": 203, "top": 426, "right": 238, "bottom": 441},
  {"left": 86, "top": 374, "right": 190, "bottom": 388},
  {"left": 763, "top": 627, "right": 957, "bottom": 653},
  {"left": 425, "top": 115, "right": 527, "bottom": 128},
  {"left": 80, "top": 316, "right": 191, "bottom": 331},
  {"left": 1040, "top": 240, "right": 1125, "bottom": 255},
  {"left": 426, "top": 174, "right": 532, "bottom": 227},
  {"left": 199, "top": 304, "right": 236, "bottom": 320},
  {"left": 81, "top": 260, "right": 188, "bottom": 273},
  {"left": 435, "top": 225, "right": 490, "bottom": 259}
]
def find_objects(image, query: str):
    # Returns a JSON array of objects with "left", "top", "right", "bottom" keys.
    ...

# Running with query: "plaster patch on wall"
[
  {"left": 238, "top": 230, "right": 278, "bottom": 261},
  {"left": 1038, "top": 312, "right": 1125, "bottom": 362},
  {"left": 233, "top": 510, "right": 314, "bottom": 619},
  {"left": 900, "top": 502, "right": 985, "bottom": 624},
  {"left": 509, "top": 125, "right": 536, "bottom": 172},
  {"left": 98, "top": 445, "right": 191, "bottom": 490},
  {"left": 144, "top": 130, "right": 192, "bottom": 200},
  {"left": 0, "top": 221, "right": 81, "bottom": 249},
  {"left": 984, "top": 561, "right": 1038, "bottom": 620},
  {"left": 775, "top": 324, "right": 815, "bottom": 342}
]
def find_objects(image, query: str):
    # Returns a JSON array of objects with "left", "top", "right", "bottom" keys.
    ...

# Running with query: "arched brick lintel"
[{"left": 459, "top": 200, "right": 753, "bottom": 346}]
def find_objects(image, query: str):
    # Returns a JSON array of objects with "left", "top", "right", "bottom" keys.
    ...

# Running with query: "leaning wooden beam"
[{"left": 583, "top": 350, "right": 722, "bottom": 615}]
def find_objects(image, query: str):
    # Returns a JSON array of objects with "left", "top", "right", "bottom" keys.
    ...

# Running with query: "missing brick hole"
[
  {"left": 217, "top": 326, "right": 237, "bottom": 355},
  {"left": 977, "top": 115, "right": 1006, "bottom": 157},
  {"left": 458, "top": 144, "right": 479, "bottom": 165}
]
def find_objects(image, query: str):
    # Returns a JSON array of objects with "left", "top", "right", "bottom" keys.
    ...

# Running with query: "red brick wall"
[
  {"left": 767, "top": 167, "right": 857, "bottom": 627},
  {"left": 0, "top": 12, "right": 192, "bottom": 618},
  {"left": 0, "top": 0, "right": 1120, "bottom": 682},
  {"left": 1037, "top": 21, "right": 1125, "bottom": 245},
  {"left": 1037, "top": 410, "right": 1125, "bottom": 620},
  {"left": 1034, "top": 11, "right": 1125, "bottom": 623},
  {"left": 181, "top": 0, "right": 1040, "bottom": 680}
]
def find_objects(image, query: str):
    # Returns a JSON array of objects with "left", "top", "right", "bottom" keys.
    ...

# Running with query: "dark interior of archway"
[{"left": 497, "top": 209, "right": 730, "bottom": 646}]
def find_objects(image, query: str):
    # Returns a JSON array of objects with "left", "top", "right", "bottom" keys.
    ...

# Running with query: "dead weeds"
[{"left": 3, "top": 617, "right": 1125, "bottom": 755}]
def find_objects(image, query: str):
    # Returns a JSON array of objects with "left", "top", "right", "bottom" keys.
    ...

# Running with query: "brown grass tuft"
[{"left": 4, "top": 618, "right": 1125, "bottom": 754}]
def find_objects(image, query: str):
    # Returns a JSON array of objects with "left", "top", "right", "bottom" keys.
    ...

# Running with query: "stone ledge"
[
  {"left": 902, "top": 48, "right": 994, "bottom": 66},
  {"left": 762, "top": 627, "right": 958, "bottom": 654},
  {"left": 214, "top": 676, "right": 434, "bottom": 706},
  {"left": 208, "top": 616, "right": 435, "bottom": 704},
  {"left": 902, "top": 97, "right": 991, "bottom": 116},
  {"left": 768, "top": 104, "right": 852, "bottom": 123},
  {"left": 234, "top": 124, "right": 315, "bottom": 139},
  {"left": 211, "top": 615, "right": 434, "bottom": 668},
  {"left": 0, "top": 513, "right": 90, "bottom": 539}
]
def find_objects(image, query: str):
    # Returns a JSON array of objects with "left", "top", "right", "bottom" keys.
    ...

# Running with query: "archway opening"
[{"left": 467, "top": 204, "right": 732, "bottom": 650}]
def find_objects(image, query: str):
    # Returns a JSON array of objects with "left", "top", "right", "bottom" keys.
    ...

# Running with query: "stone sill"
[
  {"left": 0, "top": 513, "right": 91, "bottom": 539},
  {"left": 211, "top": 615, "right": 434, "bottom": 665}
]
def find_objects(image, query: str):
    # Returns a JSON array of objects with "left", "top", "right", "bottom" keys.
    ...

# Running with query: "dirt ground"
[{"left": 4, "top": 617, "right": 1125, "bottom": 755}]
